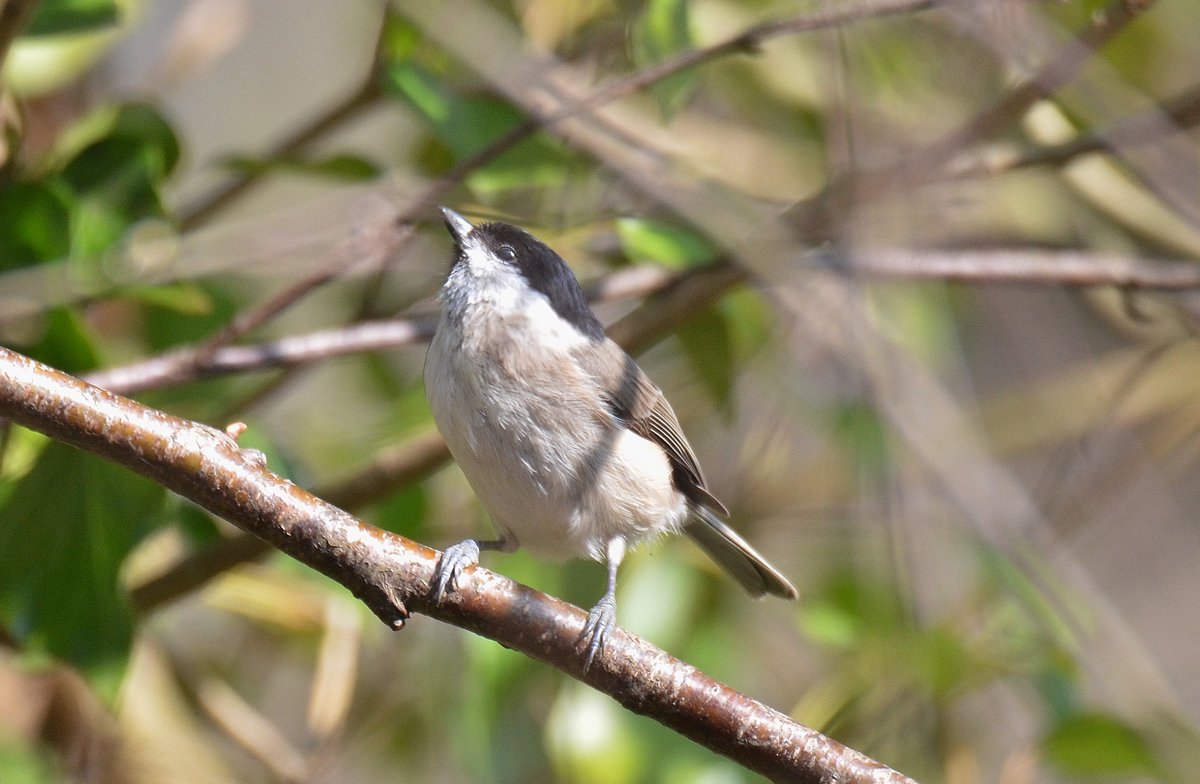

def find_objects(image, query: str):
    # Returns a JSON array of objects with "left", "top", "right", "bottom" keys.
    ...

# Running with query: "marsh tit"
[{"left": 425, "top": 208, "right": 796, "bottom": 668}]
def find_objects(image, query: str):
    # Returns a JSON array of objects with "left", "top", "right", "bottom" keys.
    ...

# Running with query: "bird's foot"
[
  {"left": 431, "top": 539, "right": 481, "bottom": 601},
  {"left": 579, "top": 593, "right": 617, "bottom": 672}
]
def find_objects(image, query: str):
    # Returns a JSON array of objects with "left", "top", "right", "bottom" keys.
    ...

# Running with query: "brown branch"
[
  {"left": 952, "top": 82, "right": 1200, "bottom": 178},
  {"left": 0, "top": 345, "right": 918, "bottom": 784},
  {"left": 162, "top": 0, "right": 941, "bottom": 384},
  {"left": 84, "top": 264, "right": 684, "bottom": 396},
  {"left": 86, "top": 316, "right": 436, "bottom": 395},
  {"left": 926, "top": 0, "right": 1156, "bottom": 168},
  {"left": 86, "top": 245, "right": 1200, "bottom": 400}
]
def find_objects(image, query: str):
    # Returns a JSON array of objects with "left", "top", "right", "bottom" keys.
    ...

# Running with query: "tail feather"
[{"left": 684, "top": 506, "right": 797, "bottom": 599}]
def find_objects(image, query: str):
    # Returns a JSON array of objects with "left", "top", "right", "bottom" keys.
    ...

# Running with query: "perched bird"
[{"left": 425, "top": 208, "right": 796, "bottom": 667}]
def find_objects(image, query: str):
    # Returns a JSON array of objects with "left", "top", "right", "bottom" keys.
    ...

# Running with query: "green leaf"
[
  {"left": 25, "top": 0, "right": 120, "bottom": 37},
  {"left": 0, "top": 441, "right": 167, "bottom": 699},
  {"left": 1043, "top": 713, "right": 1161, "bottom": 778},
  {"left": 386, "top": 64, "right": 519, "bottom": 158},
  {"left": 384, "top": 61, "right": 579, "bottom": 193},
  {"left": 630, "top": 0, "right": 698, "bottom": 117},
  {"left": 374, "top": 483, "right": 429, "bottom": 541},
  {"left": 676, "top": 306, "right": 734, "bottom": 409},
  {"left": 0, "top": 181, "right": 74, "bottom": 270},
  {"left": 615, "top": 218, "right": 716, "bottom": 269},
  {"left": 120, "top": 282, "right": 214, "bottom": 316},
  {"left": 0, "top": 738, "right": 58, "bottom": 784},
  {"left": 60, "top": 104, "right": 179, "bottom": 257},
  {"left": 19, "top": 308, "right": 100, "bottom": 374}
]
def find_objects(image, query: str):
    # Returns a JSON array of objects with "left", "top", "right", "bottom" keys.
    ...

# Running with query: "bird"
[{"left": 424, "top": 207, "right": 796, "bottom": 668}]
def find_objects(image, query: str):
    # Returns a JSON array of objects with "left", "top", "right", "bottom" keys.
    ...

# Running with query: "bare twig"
[
  {"left": 927, "top": 0, "right": 1156, "bottom": 170},
  {"left": 85, "top": 264, "right": 683, "bottom": 396},
  {"left": 178, "top": 51, "right": 386, "bottom": 229},
  {"left": 793, "top": 0, "right": 1158, "bottom": 235},
  {"left": 842, "top": 247, "right": 1200, "bottom": 289},
  {"left": 951, "top": 83, "right": 1200, "bottom": 178},
  {"left": 163, "top": 0, "right": 942, "bottom": 388},
  {"left": 0, "top": 345, "right": 918, "bottom": 784},
  {"left": 86, "top": 317, "right": 436, "bottom": 395}
]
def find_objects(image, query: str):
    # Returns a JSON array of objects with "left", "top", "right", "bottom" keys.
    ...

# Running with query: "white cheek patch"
[
  {"left": 518, "top": 293, "right": 590, "bottom": 352},
  {"left": 455, "top": 239, "right": 591, "bottom": 352}
]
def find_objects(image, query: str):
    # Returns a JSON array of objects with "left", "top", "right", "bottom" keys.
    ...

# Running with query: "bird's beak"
[{"left": 440, "top": 207, "right": 475, "bottom": 245}]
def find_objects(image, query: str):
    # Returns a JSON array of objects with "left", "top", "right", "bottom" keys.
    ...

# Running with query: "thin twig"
[
  {"left": 162, "top": 0, "right": 942, "bottom": 392},
  {"left": 85, "top": 264, "right": 683, "bottom": 396},
  {"left": 85, "top": 317, "right": 436, "bottom": 395},
  {"left": 951, "top": 82, "right": 1200, "bottom": 178},
  {"left": 794, "top": 0, "right": 1158, "bottom": 234},
  {"left": 841, "top": 247, "right": 1200, "bottom": 289}
]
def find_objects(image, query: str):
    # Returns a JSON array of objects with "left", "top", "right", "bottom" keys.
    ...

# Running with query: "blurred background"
[{"left": 1, "top": 0, "right": 1199, "bottom": 782}]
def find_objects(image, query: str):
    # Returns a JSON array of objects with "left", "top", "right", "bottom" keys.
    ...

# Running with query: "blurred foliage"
[{"left": 0, "top": 1, "right": 1199, "bottom": 783}]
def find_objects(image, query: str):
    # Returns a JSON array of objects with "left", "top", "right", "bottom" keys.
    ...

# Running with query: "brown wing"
[{"left": 575, "top": 342, "right": 729, "bottom": 516}]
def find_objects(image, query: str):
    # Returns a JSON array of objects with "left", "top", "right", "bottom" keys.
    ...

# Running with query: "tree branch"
[
  {"left": 841, "top": 247, "right": 1200, "bottom": 289},
  {"left": 84, "top": 264, "right": 684, "bottom": 396},
  {"left": 156, "top": 0, "right": 941, "bottom": 384},
  {"left": 950, "top": 82, "right": 1200, "bottom": 178},
  {"left": 0, "top": 345, "right": 918, "bottom": 784},
  {"left": 791, "top": 0, "right": 1158, "bottom": 237}
]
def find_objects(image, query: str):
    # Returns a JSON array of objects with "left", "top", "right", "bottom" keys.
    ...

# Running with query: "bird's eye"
[{"left": 497, "top": 245, "right": 516, "bottom": 262}]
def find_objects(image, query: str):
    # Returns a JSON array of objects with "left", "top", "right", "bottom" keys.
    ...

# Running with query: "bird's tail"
[{"left": 684, "top": 506, "right": 797, "bottom": 599}]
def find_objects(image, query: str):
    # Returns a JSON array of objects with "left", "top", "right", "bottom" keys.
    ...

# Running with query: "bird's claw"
[
  {"left": 432, "top": 539, "right": 481, "bottom": 601},
  {"left": 579, "top": 594, "right": 617, "bottom": 672}
]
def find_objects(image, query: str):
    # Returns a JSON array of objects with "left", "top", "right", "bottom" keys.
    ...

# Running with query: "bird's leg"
[
  {"left": 580, "top": 537, "right": 626, "bottom": 671},
  {"left": 431, "top": 537, "right": 511, "bottom": 601}
]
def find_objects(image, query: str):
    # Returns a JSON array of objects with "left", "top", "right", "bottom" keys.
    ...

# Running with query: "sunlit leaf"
[
  {"left": 384, "top": 61, "right": 580, "bottom": 192},
  {"left": 630, "top": 0, "right": 698, "bottom": 117},
  {"left": 1043, "top": 713, "right": 1161, "bottom": 778},
  {"left": 615, "top": 217, "right": 716, "bottom": 269},
  {"left": 121, "top": 282, "right": 214, "bottom": 315}
]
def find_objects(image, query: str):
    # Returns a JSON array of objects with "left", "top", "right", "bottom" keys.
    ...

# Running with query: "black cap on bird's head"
[{"left": 438, "top": 207, "right": 604, "bottom": 341}]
